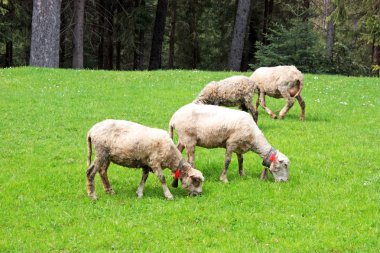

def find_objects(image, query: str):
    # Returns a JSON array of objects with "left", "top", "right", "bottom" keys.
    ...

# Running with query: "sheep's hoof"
[
  {"left": 106, "top": 189, "right": 115, "bottom": 195},
  {"left": 165, "top": 195, "right": 174, "bottom": 200},
  {"left": 271, "top": 114, "right": 278, "bottom": 119},
  {"left": 239, "top": 171, "right": 245, "bottom": 177},
  {"left": 88, "top": 193, "right": 98, "bottom": 200},
  {"left": 219, "top": 176, "right": 229, "bottom": 183},
  {"left": 136, "top": 190, "right": 143, "bottom": 198},
  {"left": 300, "top": 116, "right": 305, "bottom": 121}
]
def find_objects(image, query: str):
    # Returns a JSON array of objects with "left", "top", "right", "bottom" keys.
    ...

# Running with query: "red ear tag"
[
  {"left": 174, "top": 169, "right": 181, "bottom": 179},
  {"left": 269, "top": 153, "right": 276, "bottom": 162}
]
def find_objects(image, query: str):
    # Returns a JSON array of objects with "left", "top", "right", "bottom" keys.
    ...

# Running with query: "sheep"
[
  {"left": 86, "top": 119, "right": 204, "bottom": 200},
  {"left": 193, "top": 75, "right": 259, "bottom": 122},
  {"left": 250, "top": 65, "right": 305, "bottom": 120},
  {"left": 169, "top": 104, "right": 289, "bottom": 183}
]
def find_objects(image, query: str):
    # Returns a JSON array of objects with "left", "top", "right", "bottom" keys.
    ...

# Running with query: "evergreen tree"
[{"left": 254, "top": 20, "right": 324, "bottom": 73}]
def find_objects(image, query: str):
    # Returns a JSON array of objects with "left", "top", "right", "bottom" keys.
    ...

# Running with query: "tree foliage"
[
  {"left": 253, "top": 20, "right": 324, "bottom": 73},
  {"left": 0, "top": 0, "right": 379, "bottom": 76}
]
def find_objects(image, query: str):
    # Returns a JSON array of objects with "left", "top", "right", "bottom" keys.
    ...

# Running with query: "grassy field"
[{"left": 0, "top": 67, "right": 379, "bottom": 252}]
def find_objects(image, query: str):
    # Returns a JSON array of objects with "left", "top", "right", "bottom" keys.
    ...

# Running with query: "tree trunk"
[
  {"left": 168, "top": 0, "right": 177, "bottom": 68},
  {"left": 325, "top": 0, "right": 335, "bottom": 61},
  {"left": 72, "top": 0, "right": 86, "bottom": 69},
  {"left": 116, "top": 41, "right": 121, "bottom": 70},
  {"left": 189, "top": 0, "right": 199, "bottom": 69},
  {"left": 262, "top": 0, "right": 273, "bottom": 45},
  {"left": 228, "top": 0, "right": 251, "bottom": 71},
  {"left": 133, "top": 30, "right": 145, "bottom": 70},
  {"left": 148, "top": 0, "right": 168, "bottom": 70},
  {"left": 59, "top": 0, "right": 67, "bottom": 67},
  {"left": 98, "top": 0, "right": 105, "bottom": 69},
  {"left": 303, "top": 0, "right": 310, "bottom": 21},
  {"left": 240, "top": 3, "right": 253, "bottom": 71},
  {"left": 30, "top": 0, "right": 62, "bottom": 67},
  {"left": 133, "top": 0, "right": 146, "bottom": 70},
  {"left": 247, "top": 7, "right": 259, "bottom": 68},
  {"left": 103, "top": 0, "right": 114, "bottom": 70},
  {"left": 371, "top": 36, "right": 375, "bottom": 64},
  {"left": 375, "top": 45, "right": 380, "bottom": 76},
  {"left": 5, "top": 41, "right": 13, "bottom": 67}
]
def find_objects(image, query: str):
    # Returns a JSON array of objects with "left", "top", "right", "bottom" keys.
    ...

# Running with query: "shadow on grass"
[
  {"left": 90, "top": 179, "right": 206, "bottom": 201},
  {"left": 282, "top": 113, "right": 330, "bottom": 122}
]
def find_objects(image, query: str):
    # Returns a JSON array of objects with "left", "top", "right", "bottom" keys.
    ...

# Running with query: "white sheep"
[
  {"left": 193, "top": 75, "right": 259, "bottom": 122},
  {"left": 169, "top": 104, "right": 289, "bottom": 183},
  {"left": 86, "top": 119, "right": 204, "bottom": 200},
  {"left": 250, "top": 65, "right": 305, "bottom": 120}
]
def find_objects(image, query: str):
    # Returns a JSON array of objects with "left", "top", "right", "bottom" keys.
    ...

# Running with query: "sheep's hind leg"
[
  {"left": 99, "top": 160, "right": 114, "bottom": 195},
  {"left": 177, "top": 142, "right": 185, "bottom": 153},
  {"left": 86, "top": 159, "right": 101, "bottom": 199},
  {"left": 136, "top": 167, "right": 150, "bottom": 198},
  {"left": 240, "top": 100, "right": 258, "bottom": 123},
  {"left": 259, "top": 92, "right": 277, "bottom": 119},
  {"left": 279, "top": 92, "right": 294, "bottom": 119},
  {"left": 237, "top": 153, "right": 245, "bottom": 176},
  {"left": 153, "top": 166, "right": 174, "bottom": 200},
  {"left": 296, "top": 94, "right": 305, "bottom": 121},
  {"left": 220, "top": 148, "right": 233, "bottom": 183}
]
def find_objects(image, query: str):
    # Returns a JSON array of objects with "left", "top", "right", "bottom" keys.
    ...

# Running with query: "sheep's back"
[
  {"left": 171, "top": 104, "right": 255, "bottom": 148},
  {"left": 251, "top": 65, "right": 303, "bottom": 95},
  {"left": 89, "top": 120, "right": 172, "bottom": 166}
]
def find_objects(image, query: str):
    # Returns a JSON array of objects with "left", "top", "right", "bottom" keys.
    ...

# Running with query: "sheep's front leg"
[
  {"left": 237, "top": 153, "right": 245, "bottom": 176},
  {"left": 279, "top": 92, "right": 294, "bottom": 119},
  {"left": 255, "top": 97, "right": 260, "bottom": 109},
  {"left": 153, "top": 166, "right": 174, "bottom": 200},
  {"left": 136, "top": 167, "right": 150, "bottom": 198},
  {"left": 186, "top": 145, "right": 196, "bottom": 167},
  {"left": 259, "top": 92, "right": 277, "bottom": 119},
  {"left": 220, "top": 148, "right": 234, "bottom": 183},
  {"left": 296, "top": 94, "right": 305, "bottom": 121},
  {"left": 99, "top": 160, "right": 114, "bottom": 195}
]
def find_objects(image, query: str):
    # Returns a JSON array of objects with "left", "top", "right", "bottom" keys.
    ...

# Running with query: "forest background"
[{"left": 0, "top": 0, "right": 379, "bottom": 76}]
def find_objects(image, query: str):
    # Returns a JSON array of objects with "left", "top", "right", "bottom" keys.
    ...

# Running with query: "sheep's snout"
[
  {"left": 181, "top": 171, "right": 204, "bottom": 196},
  {"left": 275, "top": 177, "right": 288, "bottom": 183},
  {"left": 271, "top": 170, "right": 289, "bottom": 183},
  {"left": 189, "top": 190, "right": 202, "bottom": 197}
]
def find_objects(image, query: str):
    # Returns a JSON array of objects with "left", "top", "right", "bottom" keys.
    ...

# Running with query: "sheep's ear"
[
  {"left": 191, "top": 173, "right": 204, "bottom": 182},
  {"left": 190, "top": 176, "right": 202, "bottom": 187}
]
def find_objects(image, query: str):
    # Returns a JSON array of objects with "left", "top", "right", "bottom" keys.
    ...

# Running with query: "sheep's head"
[
  {"left": 172, "top": 162, "right": 204, "bottom": 196},
  {"left": 262, "top": 149, "right": 289, "bottom": 182},
  {"left": 268, "top": 151, "right": 289, "bottom": 182}
]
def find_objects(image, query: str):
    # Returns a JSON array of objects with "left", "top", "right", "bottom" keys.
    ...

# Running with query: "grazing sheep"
[
  {"left": 193, "top": 75, "right": 259, "bottom": 122},
  {"left": 86, "top": 119, "right": 204, "bottom": 200},
  {"left": 169, "top": 104, "right": 289, "bottom": 183},
  {"left": 250, "top": 65, "right": 305, "bottom": 120}
]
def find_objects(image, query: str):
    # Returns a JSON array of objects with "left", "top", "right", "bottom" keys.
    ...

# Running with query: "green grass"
[{"left": 0, "top": 67, "right": 379, "bottom": 252}]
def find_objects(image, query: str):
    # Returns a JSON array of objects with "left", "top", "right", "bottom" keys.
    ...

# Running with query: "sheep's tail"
[
  {"left": 294, "top": 78, "right": 304, "bottom": 97},
  {"left": 87, "top": 133, "right": 92, "bottom": 167}
]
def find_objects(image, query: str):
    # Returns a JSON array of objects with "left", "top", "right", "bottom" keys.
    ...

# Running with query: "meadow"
[{"left": 0, "top": 67, "right": 379, "bottom": 252}]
